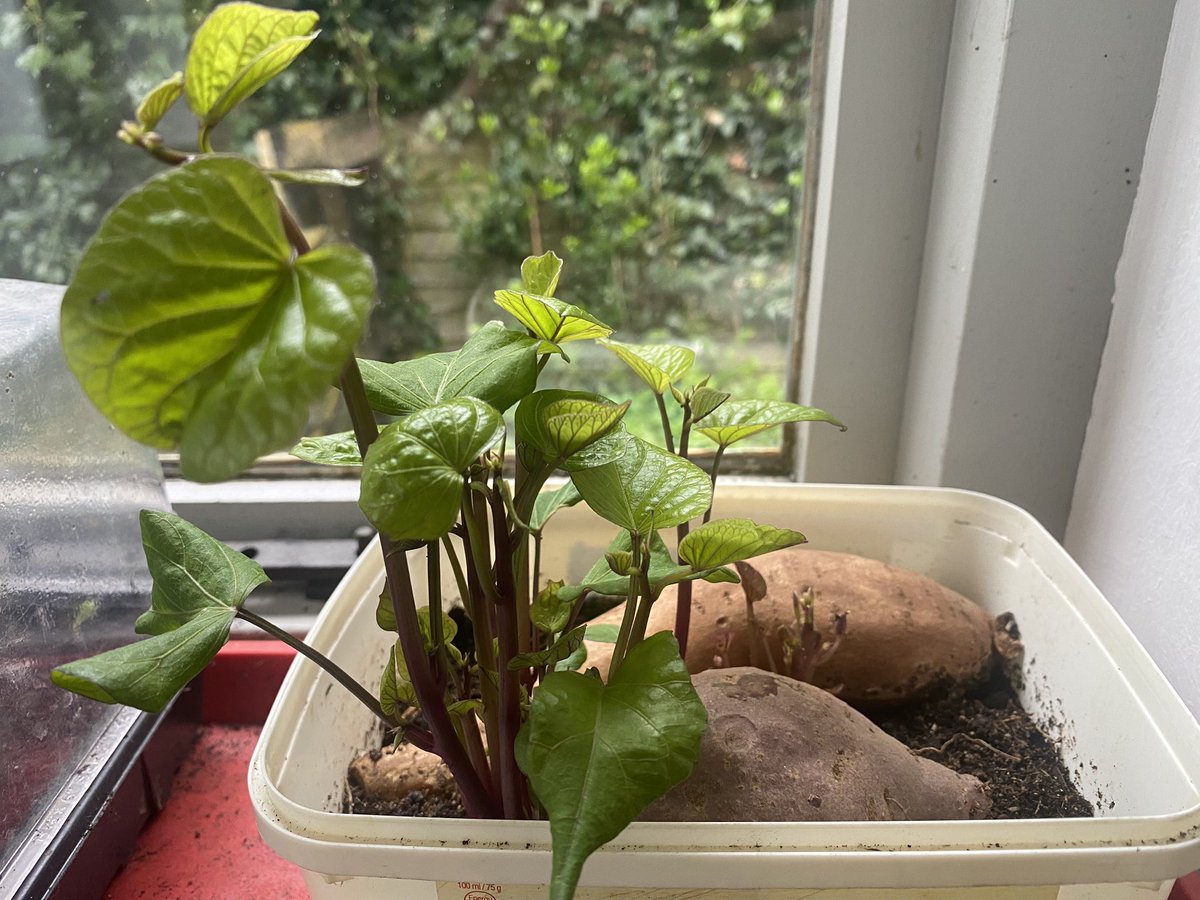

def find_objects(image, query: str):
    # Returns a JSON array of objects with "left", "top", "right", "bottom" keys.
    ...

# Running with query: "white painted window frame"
[{"left": 796, "top": 0, "right": 1173, "bottom": 539}]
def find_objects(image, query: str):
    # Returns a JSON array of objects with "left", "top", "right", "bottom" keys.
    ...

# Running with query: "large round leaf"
[
  {"left": 60, "top": 156, "right": 374, "bottom": 482},
  {"left": 359, "top": 397, "right": 505, "bottom": 540}
]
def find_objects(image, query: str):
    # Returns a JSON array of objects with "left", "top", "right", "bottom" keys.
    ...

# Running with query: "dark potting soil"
[
  {"left": 344, "top": 664, "right": 1094, "bottom": 821},
  {"left": 345, "top": 776, "right": 466, "bottom": 818},
  {"left": 874, "top": 665, "right": 1094, "bottom": 819}
]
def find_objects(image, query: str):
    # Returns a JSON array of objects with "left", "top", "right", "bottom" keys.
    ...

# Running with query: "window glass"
[
  {"left": 0, "top": 286, "right": 167, "bottom": 877},
  {"left": 0, "top": 0, "right": 815, "bottom": 457}
]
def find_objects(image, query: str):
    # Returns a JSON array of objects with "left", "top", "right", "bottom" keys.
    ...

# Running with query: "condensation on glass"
[{"left": 0, "top": 280, "right": 167, "bottom": 881}]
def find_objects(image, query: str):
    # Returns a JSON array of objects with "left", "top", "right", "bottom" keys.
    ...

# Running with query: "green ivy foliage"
[{"left": 2, "top": 0, "right": 810, "bottom": 342}]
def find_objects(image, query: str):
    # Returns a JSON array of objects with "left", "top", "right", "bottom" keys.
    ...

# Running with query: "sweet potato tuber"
[
  {"left": 584, "top": 549, "right": 995, "bottom": 707},
  {"left": 642, "top": 667, "right": 991, "bottom": 822}
]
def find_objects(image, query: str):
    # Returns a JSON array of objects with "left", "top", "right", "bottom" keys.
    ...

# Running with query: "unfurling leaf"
[
  {"left": 515, "top": 632, "right": 707, "bottom": 900},
  {"left": 375, "top": 588, "right": 396, "bottom": 632},
  {"left": 60, "top": 157, "right": 374, "bottom": 482},
  {"left": 570, "top": 435, "right": 711, "bottom": 535},
  {"left": 695, "top": 399, "right": 845, "bottom": 448},
  {"left": 186, "top": 3, "right": 319, "bottom": 127},
  {"left": 447, "top": 699, "right": 484, "bottom": 717},
  {"left": 599, "top": 339, "right": 695, "bottom": 395},
  {"left": 678, "top": 518, "right": 807, "bottom": 570},
  {"left": 521, "top": 250, "right": 563, "bottom": 297},
  {"left": 291, "top": 431, "right": 362, "bottom": 466},
  {"left": 689, "top": 385, "right": 731, "bottom": 423},
  {"left": 416, "top": 605, "right": 458, "bottom": 652},
  {"left": 605, "top": 550, "right": 633, "bottom": 576},
  {"left": 266, "top": 167, "right": 367, "bottom": 187},
  {"left": 135, "top": 510, "right": 268, "bottom": 635},
  {"left": 136, "top": 71, "right": 184, "bottom": 129},
  {"left": 493, "top": 289, "right": 612, "bottom": 349},
  {"left": 359, "top": 398, "right": 504, "bottom": 540},
  {"left": 360, "top": 321, "right": 538, "bottom": 415}
]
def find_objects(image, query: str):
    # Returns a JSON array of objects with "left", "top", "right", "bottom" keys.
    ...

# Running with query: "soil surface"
[{"left": 874, "top": 665, "right": 1093, "bottom": 819}]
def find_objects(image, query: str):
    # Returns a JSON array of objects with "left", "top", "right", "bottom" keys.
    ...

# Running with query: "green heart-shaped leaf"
[
  {"left": 530, "top": 482, "right": 583, "bottom": 531},
  {"left": 291, "top": 431, "right": 361, "bottom": 466},
  {"left": 521, "top": 250, "right": 563, "bottom": 297},
  {"left": 678, "top": 518, "right": 807, "bottom": 570},
  {"left": 570, "top": 435, "right": 711, "bottom": 535},
  {"left": 53, "top": 606, "right": 236, "bottom": 713},
  {"left": 689, "top": 385, "right": 731, "bottom": 422},
  {"left": 266, "top": 167, "right": 367, "bottom": 187},
  {"left": 515, "top": 632, "right": 707, "bottom": 900},
  {"left": 186, "top": 3, "right": 319, "bottom": 127},
  {"left": 136, "top": 71, "right": 184, "bottom": 129},
  {"left": 509, "top": 624, "right": 587, "bottom": 671},
  {"left": 135, "top": 509, "right": 268, "bottom": 635},
  {"left": 60, "top": 156, "right": 374, "bottom": 482},
  {"left": 360, "top": 321, "right": 539, "bottom": 415},
  {"left": 695, "top": 399, "right": 846, "bottom": 448},
  {"left": 493, "top": 289, "right": 612, "bottom": 348},
  {"left": 359, "top": 398, "right": 504, "bottom": 540},
  {"left": 599, "top": 339, "right": 695, "bottom": 395}
]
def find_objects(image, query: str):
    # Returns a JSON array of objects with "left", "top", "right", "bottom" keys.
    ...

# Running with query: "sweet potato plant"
[{"left": 49, "top": 5, "right": 843, "bottom": 898}]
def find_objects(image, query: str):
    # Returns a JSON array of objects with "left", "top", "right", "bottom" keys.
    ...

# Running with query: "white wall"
[
  {"left": 1066, "top": 0, "right": 1200, "bottom": 714},
  {"left": 894, "top": 0, "right": 1174, "bottom": 538}
]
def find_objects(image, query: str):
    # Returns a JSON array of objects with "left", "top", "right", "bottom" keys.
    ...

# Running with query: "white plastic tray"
[{"left": 250, "top": 485, "right": 1200, "bottom": 899}]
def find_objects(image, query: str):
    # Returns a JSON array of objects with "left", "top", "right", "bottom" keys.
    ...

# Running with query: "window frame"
[{"left": 168, "top": 0, "right": 1176, "bottom": 544}]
